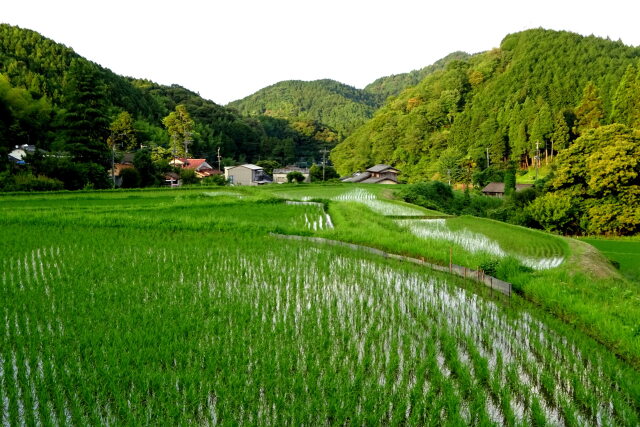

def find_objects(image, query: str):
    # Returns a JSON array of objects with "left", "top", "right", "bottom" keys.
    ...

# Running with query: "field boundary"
[{"left": 272, "top": 233, "right": 512, "bottom": 296}]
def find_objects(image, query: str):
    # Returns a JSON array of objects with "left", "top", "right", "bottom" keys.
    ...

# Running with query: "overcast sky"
[{"left": 3, "top": 0, "right": 640, "bottom": 105}]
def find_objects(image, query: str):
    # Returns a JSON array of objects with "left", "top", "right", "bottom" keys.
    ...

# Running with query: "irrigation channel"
[{"left": 272, "top": 234, "right": 512, "bottom": 297}]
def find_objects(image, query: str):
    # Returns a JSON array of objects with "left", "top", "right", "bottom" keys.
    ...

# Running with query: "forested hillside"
[
  {"left": 0, "top": 24, "right": 334, "bottom": 189},
  {"left": 332, "top": 29, "right": 640, "bottom": 181},
  {"left": 364, "top": 51, "right": 470, "bottom": 101},
  {"left": 227, "top": 79, "right": 382, "bottom": 137}
]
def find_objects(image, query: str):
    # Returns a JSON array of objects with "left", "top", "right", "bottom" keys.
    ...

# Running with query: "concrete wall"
[
  {"left": 273, "top": 172, "right": 310, "bottom": 183},
  {"left": 226, "top": 166, "right": 257, "bottom": 186}
]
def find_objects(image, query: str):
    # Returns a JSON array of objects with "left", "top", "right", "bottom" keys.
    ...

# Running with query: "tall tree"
[
  {"left": 162, "top": 105, "right": 195, "bottom": 158},
  {"left": 550, "top": 110, "right": 571, "bottom": 157},
  {"left": 60, "top": 59, "right": 111, "bottom": 168},
  {"left": 573, "top": 82, "right": 604, "bottom": 136},
  {"left": 611, "top": 65, "right": 640, "bottom": 129},
  {"left": 107, "top": 111, "right": 138, "bottom": 152}
]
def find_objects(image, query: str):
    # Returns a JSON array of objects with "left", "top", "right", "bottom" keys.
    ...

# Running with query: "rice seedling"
[
  {"left": 398, "top": 218, "right": 564, "bottom": 270},
  {"left": 332, "top": 188, "right": 429, "bottom": 216}
]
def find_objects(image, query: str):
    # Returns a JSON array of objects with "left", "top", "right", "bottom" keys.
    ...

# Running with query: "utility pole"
[
  {"left": 111, "top": 145, "right": 116, "bottom": 189},
  {"left": 486, "top": 147, "right": 490, "bottom": 169},
  {"left": 535, "top": 141, "right": 540, "bottom": 181},
  {"left": 217, "top": 146, "right": 222, "bottom": 172},
  {"left": 320, "top": 148, "right": 329, "bottom": 181}
]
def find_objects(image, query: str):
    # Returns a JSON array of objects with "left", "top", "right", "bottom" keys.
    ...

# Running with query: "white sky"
[{"left": 3, "top": 0, "right": 640, "bottom": 105}]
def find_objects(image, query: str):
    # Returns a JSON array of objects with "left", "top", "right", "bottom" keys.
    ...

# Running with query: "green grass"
[
  {"left": 581, "top": 238, "right": 640, "bottom": 283},
  {"left": 516, "top": 165, "right": 551, "bottom": 184}
]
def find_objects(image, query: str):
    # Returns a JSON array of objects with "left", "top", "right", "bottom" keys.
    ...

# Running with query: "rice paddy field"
[
  {"left": 1, "top": 185, "right": 639, "bottom": 424},
  {"left": 581, "top": 238, "right": 640, "bottom": 284}
]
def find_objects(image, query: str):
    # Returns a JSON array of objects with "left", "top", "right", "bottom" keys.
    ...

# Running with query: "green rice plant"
[{"left": 0, "top": 189, "right": 639, "bottom": 424}]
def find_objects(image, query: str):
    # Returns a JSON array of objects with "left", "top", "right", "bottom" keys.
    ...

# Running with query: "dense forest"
[
  {"left": 363, "top": 51, "right": 470, "bottom": 101},
  {"left": 227, "top": 79, "right": 382, "bottom": 137},
  {"left": 332, "top": 29, "right": 640, "bottom": 179},
  {"left": 0, "top": 24, "right": 335, "bottom": 189},
  {"left": 226, "top": 54, "right": 469, "bottom": 138}
]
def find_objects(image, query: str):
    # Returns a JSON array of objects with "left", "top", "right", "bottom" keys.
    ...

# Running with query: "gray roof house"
[
  {"left": 341, "top": 164, "right": 400, "bottom": 184},
  {"left": 224, "top": 164, "right": 272, "bottom": 186}
]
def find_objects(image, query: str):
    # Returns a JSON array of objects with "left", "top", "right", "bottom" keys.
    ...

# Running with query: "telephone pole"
[
  {"left": 217, "top": 146, "right": 222, "bottom": 172},
  {"left": 320, "top": 148, "right": 330, "bottom": 181},
  {"left": 535, "top": 141, "right": 540, "bottom": 181}
]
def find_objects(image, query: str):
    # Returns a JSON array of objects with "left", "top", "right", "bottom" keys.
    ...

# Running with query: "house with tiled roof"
[
  {"left": 170, "top": 158, "right": 221, "bottom": 179},
  {"left": 341, "top": 164, "right": 400, "bottom": 184}
]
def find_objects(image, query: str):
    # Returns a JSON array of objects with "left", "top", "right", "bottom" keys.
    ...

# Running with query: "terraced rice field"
[
  {"left": 399, "top": 219, "right": 565, "bottom": 270},
  {"left": 0, "top": 189, "right": 638, "bottom": 424},
  {"left": 2, "top": 225, "right": 638, "bottom": 424},
  {"left": 581, "top": 238, "right": 640, "bottom": 283},
  {"left": 332, "top": 188, "right": 428, "bottom": 216}
]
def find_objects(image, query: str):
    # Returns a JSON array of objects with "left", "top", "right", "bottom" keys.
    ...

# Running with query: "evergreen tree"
[
  {"left": 60, "top": 59, "right": 111, "bottom": 168},
  {"left": 610, "top": 65, "right": 637, "bottom": 126},
  {"left": 133, "top": 148, "right": 157, "bottom": 187},
  {"left": 573, "top": 82, "right": 605, "bottom": 136},
  {"left": 550, "top": 110, "right": 571, "bottom": 156}
]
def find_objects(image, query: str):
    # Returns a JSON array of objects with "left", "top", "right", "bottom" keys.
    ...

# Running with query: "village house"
[
  {"left": 341, "top": 164, "right": 400, "bottom": 184},
  {"left": 224, "top": 164, "right": 272, "bottom": 186},
  {"left": 8, "top": 144, "right": 43, "bottom": 165},
  {"left": 170, "top": 158, "right": 221, "bottom": 178},
  {"left": 272, "top": 166, "right": 311, "bottom": 183},
  {"left": 481, "top": 182, "right": 534, "bottom": 197}
]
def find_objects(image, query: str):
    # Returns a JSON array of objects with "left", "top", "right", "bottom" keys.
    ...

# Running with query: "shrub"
[
  {"left": 120, "top": 168, "right": 141, "bottom": 188},
  {"left": 526, "top": 192, "right": 580, "bottom": 234},
  {"left": 400, "top": 181, "right": 454, "bottom": 211},
  {"left": 1, "top": 173, "right": 64, "bottom": 191},
  {"left": 180, "top": 168, "right": 198, "bottom": 185},
  {"left": 287, "top": 171, "right": 305, "bottom": 183},
  {"left": 310, "top": 164, "right": 339, "bottom": 182},
  {"left": 202, "top": 174, "right": 227, "bottom": 186}
]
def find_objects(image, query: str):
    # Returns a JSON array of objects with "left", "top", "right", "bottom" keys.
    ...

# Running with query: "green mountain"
[
  {"left": 331, "top": 29, "right": 640, "bottom": 182},
  {"left": 227, "top": 79, "right": 382, "bottom": 137},
  {"left": 0, "top": 24, "right": 336, "bottom": 189},
  {"left": 364, "top": 51, "right": 470, "bottom": 101}
]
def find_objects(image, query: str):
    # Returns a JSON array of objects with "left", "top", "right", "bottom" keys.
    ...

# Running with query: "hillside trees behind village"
[{"left": 0, "top": 24, "right": 336, "bottom": 190}]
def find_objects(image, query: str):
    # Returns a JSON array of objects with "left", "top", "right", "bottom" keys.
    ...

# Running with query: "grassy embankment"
[{"left": 581, "top": 237, "right": 640, "bottom": 283}]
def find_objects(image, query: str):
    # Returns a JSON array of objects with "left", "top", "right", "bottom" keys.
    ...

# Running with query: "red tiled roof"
[{"left": 176, "top": 158, "right": 208, "bottom": 170}]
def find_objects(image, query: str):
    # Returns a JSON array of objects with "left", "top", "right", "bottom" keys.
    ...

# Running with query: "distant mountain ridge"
[
  {"left": 227, "top": 53, "right": 470, "bottom": 138},
  {"left": 227, "top": 79, "right": 381, "bottom": 137},
  {"left": 364, "top": 51, "right": 471, "bottom": 101}
]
